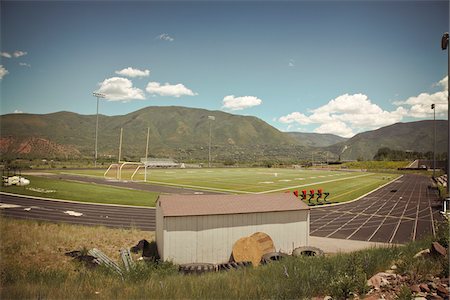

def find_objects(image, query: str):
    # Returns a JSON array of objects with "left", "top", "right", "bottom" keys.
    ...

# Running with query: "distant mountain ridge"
[
  {"left": 286, "top": 132, "right": 347, "bottom": 148},
  {"left": 0, "top": 106, "right": 309, "bottom": 162},
  {"left": 0, "top": 106, "right": 445, "bottom": 162},
  {"left": 328, "top": 120, "right": 447, "bottom": 160}
]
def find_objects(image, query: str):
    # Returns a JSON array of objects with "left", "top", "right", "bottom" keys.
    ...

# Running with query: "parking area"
[{"left": 310, "top": 174, "right": 443, "bottom": 244}]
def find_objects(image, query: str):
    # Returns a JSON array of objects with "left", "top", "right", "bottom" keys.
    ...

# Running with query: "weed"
[{"left": 396, "top": 284, "right": 413, "bottom": 300}]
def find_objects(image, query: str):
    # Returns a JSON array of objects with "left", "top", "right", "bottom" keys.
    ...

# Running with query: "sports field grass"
[
  {"left": 0, "top": 175, "right": 158, "bottom": 207},
  {"left": 58, "top": 168, "right": 399, "bottom": 204}
]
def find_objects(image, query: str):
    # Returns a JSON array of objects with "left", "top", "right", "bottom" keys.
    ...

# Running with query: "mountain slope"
[
  {"left": 328, "top": 120, "right": 447, "bottom": 160},
  {"left": 0, "top": 106, "right": 307, "bottom": 161},
  {"left": 287, "top": 132, "right": 347, "bottom": 148}
]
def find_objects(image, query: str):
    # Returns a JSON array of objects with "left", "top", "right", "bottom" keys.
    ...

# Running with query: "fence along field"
[{"left": 62, "top": 168, "right": 399, "bottom": 203}]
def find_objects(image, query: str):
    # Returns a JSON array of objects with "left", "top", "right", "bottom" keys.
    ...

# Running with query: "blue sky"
[{"left": 1, "top": 0, "right": 448, "bottom": 137}]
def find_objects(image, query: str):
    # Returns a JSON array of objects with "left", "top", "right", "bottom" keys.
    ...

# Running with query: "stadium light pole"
[
  {"left": 208, "top": 115, "right": 215, "bottom": 168},
  {"left": 432, "top": 103, "right": 436, "bottom": 178},
  {"left": 441, "top": 32, "right": 449, "bottom": 213},
  {"left": 93, "top": 92, "right": 106, "bottom": 168}
]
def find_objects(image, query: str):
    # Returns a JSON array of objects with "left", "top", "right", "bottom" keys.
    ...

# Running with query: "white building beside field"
[{"left": 155, "top": 193, "right": 310, "bottom": 264}]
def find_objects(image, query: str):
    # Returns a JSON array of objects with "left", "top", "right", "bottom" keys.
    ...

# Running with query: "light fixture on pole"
[
  {"left": 208, "top": 115, "right": 215, "bottom": 168},
  {"left": 441, "top": 32, "right": 449, "bottom": 213},
  {"left": 92, "top": 92, "right": 106, "bottom": 168}
]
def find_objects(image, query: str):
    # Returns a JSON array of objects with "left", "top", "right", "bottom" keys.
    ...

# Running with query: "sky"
[{"left": 1, "top": 0, "right": 449, "bottom": 138}]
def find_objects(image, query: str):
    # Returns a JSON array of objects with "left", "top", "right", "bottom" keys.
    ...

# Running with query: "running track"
[{"left": 0, "top": 174, "right": 444, "bottom": 244}]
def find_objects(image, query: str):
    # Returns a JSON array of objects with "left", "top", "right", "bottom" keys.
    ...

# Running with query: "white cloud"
[
  {"left": 278, "top": 76, "right": 448, "bottom": 137},
  {"left": 13, "top": 51, "right": 27, "bottom": 58},
  {"left": 438, "top": 76, "right": 448, "bottom": 90},
  {"left": 146, "top": 82, "right": 197, "bottom": 98},
  {"left": 288, "top": 59, "right": 295, "bottom": 67},
  {"left": 157, "top": 33, "right": 174, "bottom": 42},
  {"left": 13, "top": 109, "right": 23, "bottom": 114},
  {"left": 278, "top": 112, "right": 311, "bottom": 125},
  {"left": 97, "top": 77, "right": 145, "bottom": 101},
  {"left": 0, "top": 65, "right": 9, "bottom": 79},
  {"left": 314, "top": 120, "right": 354, "bottom": 138},
  {"left": 279, "top": 93, "right": 407, "bottom": 137},
  {"left": 394, "top": 76, "right": 448, "bottom": 118},
  {"left": 1, "top": 50, "right": 27, "bottom": 58},
  {"left": 19, "top": 62, "right": 31, "bottom": 68},
  {"left": 222, "top": 95, "right": 263, "bottom": 111},
  {"left": 115, "top": 67, "right": 150, "bottom": 78}
]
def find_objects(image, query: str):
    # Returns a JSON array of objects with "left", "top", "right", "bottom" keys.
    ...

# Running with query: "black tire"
[
  {"left": 261, "top": 252, "right": 288, "bottom": 264},
  {"left": 179, "top": 263, "right": 215, "bottom": 274},
  {"left": 292, "top": 246, "right": 324, "bottom": 257}
]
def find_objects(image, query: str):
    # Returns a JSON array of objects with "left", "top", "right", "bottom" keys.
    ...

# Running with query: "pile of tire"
[{"left": 179, "top": 263, "right": 216, "bottom": 274}]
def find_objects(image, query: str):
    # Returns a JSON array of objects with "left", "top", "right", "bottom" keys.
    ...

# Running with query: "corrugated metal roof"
[{"left": 158, "top": 193, "right": 310, "bottom": 217}]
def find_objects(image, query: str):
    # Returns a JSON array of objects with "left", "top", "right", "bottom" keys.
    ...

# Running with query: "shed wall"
[
  {"left": 161, "top": 210, "right": 309, "bottom": 264},
  {"left": 156, "top": 203, "right": 164, "bottom": 259}
]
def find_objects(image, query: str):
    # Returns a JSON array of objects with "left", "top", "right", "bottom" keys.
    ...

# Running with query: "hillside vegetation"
[
  {"left": 1, "top": 107, "right": 446, "bottom": 162},
  {"left": 329, "top": 120, "right": 447, "bottom": 161},
  {"left": 1, "top": 107, "right": 312, "bottom": 162}
]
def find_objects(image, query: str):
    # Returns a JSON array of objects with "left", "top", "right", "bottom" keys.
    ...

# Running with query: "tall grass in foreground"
[{"left": 1, "top": 217, "right": 447, "bottom": 299}]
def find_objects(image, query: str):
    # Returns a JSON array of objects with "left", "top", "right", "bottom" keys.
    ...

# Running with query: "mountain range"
[{"left": 0, "top": 106, "right": 446, "bottom": 162}]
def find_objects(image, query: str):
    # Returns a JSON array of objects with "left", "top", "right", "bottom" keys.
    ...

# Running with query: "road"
[{"left": 0, "top": 174, "right": 443, "bottom": 244}]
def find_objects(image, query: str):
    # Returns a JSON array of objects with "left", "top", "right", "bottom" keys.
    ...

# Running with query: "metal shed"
[{"left": 156, "top": 193, "right": 310, "bottom": 264}]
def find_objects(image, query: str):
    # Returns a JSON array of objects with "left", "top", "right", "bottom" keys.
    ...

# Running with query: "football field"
[{"left": 86, "top": 167, "right": 400, "bottom": 203}]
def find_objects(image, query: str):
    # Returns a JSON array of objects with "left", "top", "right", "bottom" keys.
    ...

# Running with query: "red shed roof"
[{"left": 157, "top": 193, "right": 309, "bottom": 217}]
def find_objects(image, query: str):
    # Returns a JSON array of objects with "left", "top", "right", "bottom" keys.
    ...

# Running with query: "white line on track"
[
  {"left": 366, "top": 179, "right": 413, "bottom": 242},
  {"left": 412, "top": 183, "right": 422, "bottom": 241},
  {"left": 0, "top": 192, "right": 156, "bottom": 209},
  {"left": 426, "top": 186, "right": 437, "bottom": 237},
  {"left": 345, "top": 183, "right": 403, "bottom": 240}
]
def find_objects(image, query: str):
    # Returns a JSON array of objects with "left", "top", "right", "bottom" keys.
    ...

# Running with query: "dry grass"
[
  {"left": 0, "top": 216, "right": 155, "bottom": 299},
  {"left": 1, "top": 216, "right": 445, "bottom": 299}
]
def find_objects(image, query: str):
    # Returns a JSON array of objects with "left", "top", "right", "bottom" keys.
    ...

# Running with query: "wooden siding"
[{"left": 160, "top": 210, "right": 309, "bottom": 264}]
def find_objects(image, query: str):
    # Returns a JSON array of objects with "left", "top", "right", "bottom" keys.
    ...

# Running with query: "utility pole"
[
  {"left": 92, "top": 92, "right": 105, "bottom": 167},
  {"left": 441, "top": 32, "right": 449, "bottom": 213},
  {"left": 432, "top": 103, "right": 436, "bottom": 178},
  {"left": 118, "top": 127, "right": 123, "bottom": 163},
  {"left": 208, "top": 116, "right": 215, "bottom": 167},
  {"left": 145, "top": 127, "right": 150, "bottom": 182}
]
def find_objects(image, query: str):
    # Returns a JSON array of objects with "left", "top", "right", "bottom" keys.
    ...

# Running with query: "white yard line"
[
  {"left": 255, "top": 173, "right": 373, "bottom": 194},
  {"left": 145, "top": 180, "right": 252, "bottom": 194}
]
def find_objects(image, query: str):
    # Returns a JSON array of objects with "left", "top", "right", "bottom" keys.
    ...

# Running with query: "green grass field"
[
  {"left": 53, "top": 167, "right": 399, "bottom": 204},
  {"left": 0, "top": 175, "right": 158, "bottom": 207}
]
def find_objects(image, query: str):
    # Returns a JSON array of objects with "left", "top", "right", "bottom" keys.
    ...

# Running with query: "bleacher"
[{"left": 140, "top": 158, "right": 180, "bottom": 168}]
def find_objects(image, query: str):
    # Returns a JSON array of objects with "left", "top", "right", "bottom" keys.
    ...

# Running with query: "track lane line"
[{"left": 366, "top": 178, "right": 414, "bottom": 242}]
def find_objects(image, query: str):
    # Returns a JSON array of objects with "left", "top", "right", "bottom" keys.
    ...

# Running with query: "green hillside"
[
  {"left": 0, "top": 106, "right": 309, "bottom": 162},
  {"left": 1, "top": 107, "right": 445, "bottom": 162},
  {"left": 328, "top": 120, "right": 448, "bottom": 160},
  {"left": 287, "top": 132, "right": 347, "bottom": 148}
]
